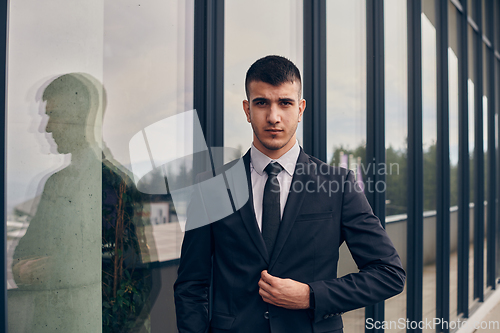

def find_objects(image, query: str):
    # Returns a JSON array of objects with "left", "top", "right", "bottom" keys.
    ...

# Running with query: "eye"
[
  {"left": 281, "top": 101, "right": 292, "bottom": 106},
  {"left": 255, "top": 101, "right": 266, "bottom": 106}
]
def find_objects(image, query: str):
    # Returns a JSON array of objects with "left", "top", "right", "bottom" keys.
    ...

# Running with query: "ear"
[
  {"left": 298, "top": 98, "right": 306, "bottom": 122},
  {"left": 243, "top": 100, "right": 251, "bottom": 123}
]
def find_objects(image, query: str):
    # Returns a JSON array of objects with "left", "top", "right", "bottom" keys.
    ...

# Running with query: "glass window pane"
[
  {"left": 422, "top": 2, "right": 437, "bottom": 331},
  {"left": 6, "top": 1, "right": 194, "bottom": 332},
  {"left": 482, "top": 0, "right": 487, "bottom": 38},
  {"left": 482, "top": 42, "right": 489, "bottom": 295},
  {"left": 102, "top": 2, "right": 194, "bottom": 331},
  {"left": 6, "top": 2, "right": 105, "bottom": 331},
  {"left": 468, "top": 0, "right": 476, "bottom": 23},
  {"left": 384, "top": 1, "right": 408, "bottom": 331},
  {"left": 326, "top": 1, "right": 366, "bottom": 331},
  {"left": 468, "top": 24, "right": 476, "bottom": 309},
  {"left": 224, "top": 0, "right": 303, "bottom": 153},
  {"left": 448, "top": 0, "right": 460, "bottom": 322}
]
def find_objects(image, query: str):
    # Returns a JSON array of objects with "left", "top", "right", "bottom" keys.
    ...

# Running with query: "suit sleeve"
[
  {"left": 308, "top": 170, "right": 406, "bottom": 323},
  {"left": 173, "top": 176, "right": 214, "bottom": 333}
]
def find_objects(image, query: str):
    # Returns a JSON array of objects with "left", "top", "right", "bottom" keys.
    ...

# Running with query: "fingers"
[
  {"left": 258, "top": 281, "right": 278, "bottom": 306},
  {"left": 258, "top": 284, "right": 272, "bottom": 300},
  {"left": 261, "top": 270, "right": 277, "bottom": 285},
  {"left": 259, "top": 271, "right": 277, "bottom": 305},
  {"left": 258, "top": 276, "right": 273, "bottom": 294}
]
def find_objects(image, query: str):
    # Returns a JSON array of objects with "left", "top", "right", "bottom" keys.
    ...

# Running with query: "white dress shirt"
[{"left": 250, "top": 140, "right": 300, "bottom": 232}]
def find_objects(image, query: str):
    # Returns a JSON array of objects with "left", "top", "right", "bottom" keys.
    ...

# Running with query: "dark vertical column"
[
  {"left": 1, "top": 0, "right": 7, "bottom": 330},
  {"left": 436, "top": 0, "right": 450, "bottom": 330},
  {"left": 192, "top": 1, "right": 224, "bottom": 319},
  {"left": 365, "top": 0, "right": 385, "bottom": 330},
  {"left": 407, "top": 0, "right": 424, "bottom": 330},
  {"left": 473, "top": 0, "right": 484, "bottom": 303},
  {"left": 485, "top": 0, "right": 497, "bottom": 290},
  {"left": 457, "top": 0, "right": 470, "bottom": 318},
  {"left": 303, "top": 0, "right": 326, "bottom": 162},
  {"left": 193, "top": 0, "right": 224, "bottom": 149},
  {"left": 496, "top": 0, "right": 500, "bottom": 284}
]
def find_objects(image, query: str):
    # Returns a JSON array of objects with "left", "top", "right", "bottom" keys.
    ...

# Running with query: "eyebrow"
[
  {"left": 251, "top": 97, "right": 296, "bottom": 103},
  {"left": 251, "top": 97, "right": 269, "bottom": 103},
  {"left": 278, "top": 98, "right": 295, "bottom": 103}
]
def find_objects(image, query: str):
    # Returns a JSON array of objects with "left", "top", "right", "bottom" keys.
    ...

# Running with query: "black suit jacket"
[{"left": 174, "top": 149, "right": 405, "bottom": 333}]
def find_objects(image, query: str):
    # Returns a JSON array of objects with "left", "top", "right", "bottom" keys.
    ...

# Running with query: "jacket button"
[
  {"left": 323, "top": 315, "right": 329, "bottom": 320},
  {"left": 264, "top": 311, "right": 269, "bottom": 319}
]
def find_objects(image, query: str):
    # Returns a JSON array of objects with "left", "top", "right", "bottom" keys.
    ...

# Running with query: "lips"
[{"left": 265, "top": 128, "right": 283, "bottom": 134}]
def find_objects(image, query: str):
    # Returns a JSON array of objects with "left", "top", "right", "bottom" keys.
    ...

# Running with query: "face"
[
  {"left": 45, "top": 96, "right": 88, "bottom": 154},
  {"left": 243, "top": 80, "right": 305, "bottom": 159}
]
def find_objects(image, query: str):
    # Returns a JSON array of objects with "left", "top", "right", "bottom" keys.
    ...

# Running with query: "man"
[{"left": 174, "top": 55, "right": 405, "bottom": 333}]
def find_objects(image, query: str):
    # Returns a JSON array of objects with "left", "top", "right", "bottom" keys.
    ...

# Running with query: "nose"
[{"left": 267, "top": 103, "right": 280, "bottom": 124}]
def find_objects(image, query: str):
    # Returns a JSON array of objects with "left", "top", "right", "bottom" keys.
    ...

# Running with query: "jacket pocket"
[
  {"left": 210, "top": 312, "right": 235, "bottom": 330},
  {"left": 296, "top": 212, "right": 333, "bottom": 222}
]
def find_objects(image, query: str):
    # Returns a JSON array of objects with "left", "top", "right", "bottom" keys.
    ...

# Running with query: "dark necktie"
[{"left": 262, "top": 162, "right": 284, "bottom": 258}]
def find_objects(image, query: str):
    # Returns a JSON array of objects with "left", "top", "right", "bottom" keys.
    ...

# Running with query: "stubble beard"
[{"left": 252, "top": 123, "right": 297, "bottom": 152}]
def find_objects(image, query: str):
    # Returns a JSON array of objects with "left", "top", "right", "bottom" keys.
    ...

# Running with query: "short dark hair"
[{"left": 245, "top": 55, "right": 301, "bottom": 99}]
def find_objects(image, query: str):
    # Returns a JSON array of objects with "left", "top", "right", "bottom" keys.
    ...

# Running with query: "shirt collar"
[{"left": 250, "top": 140, "right": 300, "bottom": 177}]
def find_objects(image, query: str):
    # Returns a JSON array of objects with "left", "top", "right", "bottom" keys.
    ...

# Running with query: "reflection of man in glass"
[
  {"left": 175, "top": 56, "right": 406, "bottom": 333},
  {"left": 9, "top": 73, "right": 153, "bottom": 332},
  {"left": 10, "top": 73, "right": 103, "bottom": 332}
]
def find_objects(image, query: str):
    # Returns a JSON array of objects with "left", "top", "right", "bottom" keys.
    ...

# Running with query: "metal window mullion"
[
  {"left": 1, "top": 0, "right": 7, "bottom": 330},
  {"left": 496, "top": 57, "right": 500, "bottom": 282},
  {"left": 473, "top": 0, "right": 485, "bottom": 303},
  {"left": 192, "top": 0, "right": 224, "bottom": 318},
  {"left": 497, "top": 0, "right": 500, "bottom": 284},
  {"left": 493, "top": 1, "right": 500, "bottom": 282},
  {"left": 457, "top": 1, "right": 470, "bottom": 318},
  {"left": 365, "top": 0, "right": 385, "bottom": 330},
  {"left": 303, "top": 0, "right": 326, "bottom": 162},
  {"left": 193, "top": 0, "right": 224, "bottom": 149},
  {"left": 485, "top": 0, "right": 497, "bottom": 290},
  {"left": 407, "top": 0, "right": 424, "bottom": 330},
  {"left": 435, "top": 0, "right": 450, "bottom": 330}
]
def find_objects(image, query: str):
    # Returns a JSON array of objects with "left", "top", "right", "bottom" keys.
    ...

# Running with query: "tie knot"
[{"left": 265, "top": 162, "right": 283, "bottom": 176}]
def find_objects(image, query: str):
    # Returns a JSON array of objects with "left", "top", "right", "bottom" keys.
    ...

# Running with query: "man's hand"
[{"left": 258, "top": 270, "right": 310, "bottom": 309}]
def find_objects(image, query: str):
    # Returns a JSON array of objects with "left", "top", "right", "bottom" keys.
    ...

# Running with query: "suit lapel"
[
  {"left": 268, "top": 149, "right": 311, "bottom": 271},
  {"left": 238, "top": 150, "right": 269, "bottom": 264}
]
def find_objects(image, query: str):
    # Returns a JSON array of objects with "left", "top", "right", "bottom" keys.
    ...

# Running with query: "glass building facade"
[{"left": 1, "top": 0, "right": 500, "bottom": 332}]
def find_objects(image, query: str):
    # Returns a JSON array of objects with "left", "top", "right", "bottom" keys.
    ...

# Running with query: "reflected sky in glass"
[
  {"left": 326, "top": 0, "right": 366, "bottom": 163},
  {"left": 6, "top": 0, "right": 194, "bottom": 215},
  {"left": 422, "top": 13, "right": 437, "bottom": 150},
  {"left": 7, "top": 1, "right": 104, "bottom": 215},
  {"left": 449, "top": 49, "right": 459, "bottom": 166},
  {"left": 385, "top": 0, "right": 408, "bottom": 151}
]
